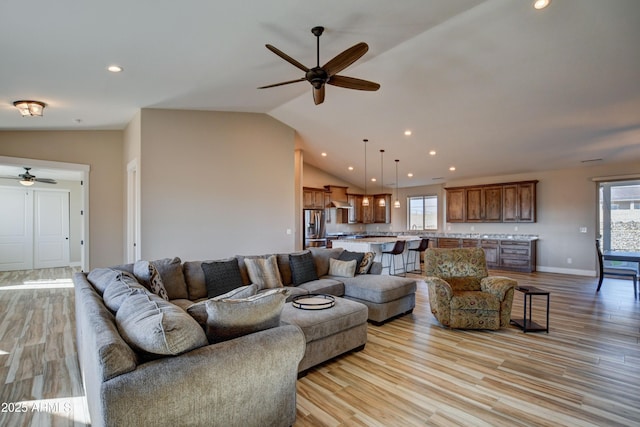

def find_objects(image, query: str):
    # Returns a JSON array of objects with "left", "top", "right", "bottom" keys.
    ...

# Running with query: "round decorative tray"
[{"left": 291, "top": 294, "right": 335, "bottom": 310}]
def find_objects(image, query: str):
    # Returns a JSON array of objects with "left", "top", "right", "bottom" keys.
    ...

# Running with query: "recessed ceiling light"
[
  {"left": 348, "top": 166, "right": 354, "bottom": 171},
  {"left": 107, "top": 65, "right": 123, "bottom": 73},
  {"left": 449, "top": 166, "right": 456, "bottom": 171},
  {"left": 404, "top": 130, "right": 412, "bottom": 136},
  {"left": 407, "top": 173, "right": 414, "bottom": 178},
  {"left": 429, "top": 150, "right": 436, "bottom": 156},
  {"left": 371, "top": 178, "right": 377, "bottom": 182},
  {"left": 533, "top": 0, "right": 551, "bottom": 10},
  {"left": 321, "top": 152, "right": 327, "bottom": 157}
]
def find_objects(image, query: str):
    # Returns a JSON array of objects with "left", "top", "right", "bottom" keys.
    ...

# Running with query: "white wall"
[{"left": 138, "top": 109, "right": 296, "bottom": 261}]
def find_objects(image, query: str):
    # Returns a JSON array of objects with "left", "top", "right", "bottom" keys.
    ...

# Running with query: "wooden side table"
[{"left": 510, "top": 286, "right": 550, "bottom": 333}]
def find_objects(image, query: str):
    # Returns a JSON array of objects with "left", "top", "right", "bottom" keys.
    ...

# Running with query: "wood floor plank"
[{"left": 1, "top": 268, "right": 640, "bottom": 426}]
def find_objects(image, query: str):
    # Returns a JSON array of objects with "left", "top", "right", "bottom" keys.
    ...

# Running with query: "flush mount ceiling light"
[
  {"left": 107, "top": 65, "right": 123, "bottom": 72},
  {"left": 533, "top": 0, "right": 551, "bottom": 10},
  {"left": 13, "top": 100, "right": 45, "bottom": 117},
  {"left": 379, "top": 149, "right": 386, "bottom": 207}
]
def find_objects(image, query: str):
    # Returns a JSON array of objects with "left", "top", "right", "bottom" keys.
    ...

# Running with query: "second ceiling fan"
[{"left": 258, "top": 26, "right": 380, "bottom": 105}]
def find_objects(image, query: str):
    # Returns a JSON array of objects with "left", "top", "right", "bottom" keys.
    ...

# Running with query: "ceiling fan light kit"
[
  {"left": 1, "top": 167, "right": 58, "bottom": 186},
  {"left": 259, "top": 26, "right": 380, "bottom": 105},
  {"left": 13, "top": 100, "right": 46, "bottom": 117}
]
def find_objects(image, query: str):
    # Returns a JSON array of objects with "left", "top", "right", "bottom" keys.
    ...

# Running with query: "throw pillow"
[
  {"left": 186, "top": 284, "right": 258, "bottom": 327},
  {"left": 102, "top": 271, "right": 148, "bottom": 312},
  {"left": 133, "top": 260, "right": 169, "bottom": 300},
  {"left": 338, "top": 250, "right": 365, "bottom": 272},
  {"left": 328, "top": 258, "right": 357, "bottom": 278},
  {"left": 289, "top": 250, "right": 318, "bottom": 285},
  {"left": 244, "top": 255, "right": 283, "bottom": 290},
  {"left": 116, "top": 292, "right": 208, "bottom": 356},
  {"left": 358, "top": 251, "right": 376, "bottom": 274},
  {"left": 201, "top": 258, "right": 245, "bottom": 298},
  {"left": 204, "top": 288, "right": 288, "bottom": 343},
  {"left": 150, "top": 257, "right": 189, "bottom": 300}
]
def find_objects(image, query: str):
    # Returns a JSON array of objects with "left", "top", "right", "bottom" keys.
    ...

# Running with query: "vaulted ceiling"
[{"left": 2, "top": 0, "right": 639, "bottom": 187}]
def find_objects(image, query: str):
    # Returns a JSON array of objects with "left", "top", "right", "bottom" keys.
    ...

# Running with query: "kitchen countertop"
[{"left": 327, "top": 232, "right": 538, "bottom": 241}]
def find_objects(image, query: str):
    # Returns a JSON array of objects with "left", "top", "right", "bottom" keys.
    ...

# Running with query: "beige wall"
[
  {"left": 137, "top": 109, "right": 296, "bottom": 261},
  {"left": 0, "top": 131, "right": 124, "bottom": 268}
]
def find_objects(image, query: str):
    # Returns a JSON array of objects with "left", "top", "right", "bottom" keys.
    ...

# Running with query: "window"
[
  {"left": 408, "top": 195, "right": 438, "bottom": 230},
  {"left": 598, "top": 179, "right": 640, "bottom": 252}
]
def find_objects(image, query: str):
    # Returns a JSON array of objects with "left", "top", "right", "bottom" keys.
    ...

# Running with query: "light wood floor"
[{"left": 1, "top": 268, "right": 639, "bottom": 426}]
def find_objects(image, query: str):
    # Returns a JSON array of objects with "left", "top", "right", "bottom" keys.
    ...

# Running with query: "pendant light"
[
  {"left": 378, "top": 149, "right": 386, "bottom": 207},
  {"left": 394, "top": 159, "right": 401, "bottom": 208},
  {"left": 362, "top": 139, "right": 369, "bottom": 207}
]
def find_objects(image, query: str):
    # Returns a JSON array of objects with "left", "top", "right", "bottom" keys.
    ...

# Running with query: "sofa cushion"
[
  {"left": 133, "top": 260, "right": 169, "bottom": 300},
  {"left": 245, "top": 255, "right": 284, "bottom": 290},
  {"left": 358, "top": 252, "right": 376, "bottom": 274},
  {"left": 280, "top": 297, "right": 368, "bottom": 343},
  {"left": 338, "top": 250, "right": 365, "bottom": 271},
  {"left": 116, "top": 292, "right": 207, "bottom": 356},
  {"left": 102, "top": 271, "right": 148, "bottom": 312},
  {"left": 297, "top": 278, "right": 345, "bottom": 296},
  {"left": 308, "top": 247, "right": 344, "bottom": 277},
  {"left": 186, "top": 284, "right": 258, "bottom": 327},
  {"left": 289, "top": 250, "right": 319, "bottom": 285},
  {"left": 205, "top": 288, "right": 288, "bottom": 343},
  {"left": 341, "top": 275, "right": 417, "bottom": 304},
  {"left": 182, "top": 260, "right": 211, "bottom": 300},
  {"left": 87, "top": 268, "right": 122, "bottom": 295},
  {"left": 151, "top": 257, "right": 189, "bottom": 300},
  {"left": 328, "top": 258, "right": 357, "bottom": 278},
  {"left": 201, "top": 258, "right": 245, "bottom": 298}
]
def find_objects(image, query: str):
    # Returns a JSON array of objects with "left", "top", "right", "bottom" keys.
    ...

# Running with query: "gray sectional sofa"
[{"left": 73, "top": 247, "right": 417, "bottom": 427}]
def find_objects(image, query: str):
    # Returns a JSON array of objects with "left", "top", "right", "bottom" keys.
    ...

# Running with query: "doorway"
[{"left": 0, "top": 156, "right": 89, "bottom": 271}]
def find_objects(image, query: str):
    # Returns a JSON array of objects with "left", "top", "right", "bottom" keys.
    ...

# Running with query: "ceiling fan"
[
  {"left": 258, "top": 26, "right": 380, "bottom": 105},
  {"left": 1, "top": 167, "right": 57, "bottom": 186}
]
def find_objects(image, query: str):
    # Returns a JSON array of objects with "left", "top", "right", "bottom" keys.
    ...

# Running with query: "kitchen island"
[{"left": 332, "top": 236, "right": 421, "bottom": 274}]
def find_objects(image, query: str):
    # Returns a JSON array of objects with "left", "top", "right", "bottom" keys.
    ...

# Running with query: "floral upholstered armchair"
[{"left": 424, "top": 247, "right": 517, "bottom": 330}]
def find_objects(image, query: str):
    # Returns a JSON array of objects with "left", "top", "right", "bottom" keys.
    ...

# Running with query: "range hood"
[
  {"left": 325, "top": 185, "right": 352, "bottom": 209},
  {"left": 331, "top": 200, "right": 352, "bottom": 209}
]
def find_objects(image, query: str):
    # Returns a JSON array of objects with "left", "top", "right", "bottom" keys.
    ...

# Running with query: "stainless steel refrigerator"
[{"left": 303, "top": 209, "right": 326, "bottom": 248}]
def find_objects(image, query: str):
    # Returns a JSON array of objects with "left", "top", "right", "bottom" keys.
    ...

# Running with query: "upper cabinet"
[
  {"left": 503, "top": 182, "right": 536, "bottom": 222},
  {"left": 446, "top": 180, "right": 537, "bottom": 223},
  {"left": 303, "top": 187, "right": 326, "bottom": 209}
]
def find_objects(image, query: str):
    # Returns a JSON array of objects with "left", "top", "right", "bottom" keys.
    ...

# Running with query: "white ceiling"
[{"left": 1, "top": 0, "right": 639, "bottom": 188}]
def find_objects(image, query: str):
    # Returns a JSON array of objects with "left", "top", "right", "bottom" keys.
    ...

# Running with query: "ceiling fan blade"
[
  {"left": 328, "top": 75, "right": 380, "bottom": 91},
  {"left": 313, "top": 86, "right": 325, "bottom": 105},
  {"left": 35, "top": 178, "right": 57, "bottom": 184},
  {"left": 265, "top": 44, "right": 309, "bottom": 72},
  {"left": 258, "top": 78, "right": 306, "bottom": 89},
  {"left": 323, "top": 42, "right": 369, "bottom": 77}
]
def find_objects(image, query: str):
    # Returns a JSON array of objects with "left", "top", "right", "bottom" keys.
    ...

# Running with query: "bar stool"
[
  {"left": 381, "top": 240, "right": 406, "bottom": 276},
  {"left": 406, "top": 238, "right": 429, "bottom": 274}
]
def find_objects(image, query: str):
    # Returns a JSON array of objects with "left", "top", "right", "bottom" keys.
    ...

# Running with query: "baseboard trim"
[{"left": 536, "top": 266, "right": 596, "bottom": 277}]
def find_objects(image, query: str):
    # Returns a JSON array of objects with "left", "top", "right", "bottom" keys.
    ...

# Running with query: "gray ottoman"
[
  {"left": 280, "top": 296, "right": 368, "bottom": 375},
  {"left": 341, "top": 275, "right": 417, "bottom": 325}
]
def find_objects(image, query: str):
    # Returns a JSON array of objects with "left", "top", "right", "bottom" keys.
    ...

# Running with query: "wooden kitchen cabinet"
[
  {"left": 303, "top": 187, "right": 326, "bottom": 209},
  {"left": 446, "top": 188, "right": 465, "bottom": 222},
  {"left": 503, "top": 182, "right": 536, "bottom": 222},
  {"left": 481, "top": 239, "right": 500, "bottom": 268},
  {"left": 437, "top": 238, "right": 461, "bottom": 248},
  {"left": 499, "top": 240, "right": 536, "bottom": 272},
  {"left": 374, "top": 194, "right": 392, "bottom": 223},
  {"left": 465, "top": 186, "right": 502, "bottom": 222},
  {"left": 446, "top": 180, "right": 536, "bottom": 223},
  {"left": 347, "top": 194, "right": 363, "bottom": 223}
]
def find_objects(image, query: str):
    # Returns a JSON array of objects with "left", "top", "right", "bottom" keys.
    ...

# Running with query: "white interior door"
[
  {"left": 0, "top": 187, "right": 34, "bottom": 271},
  {"left": 34, "top": 190, "right": 70, "bottom": 269}
]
